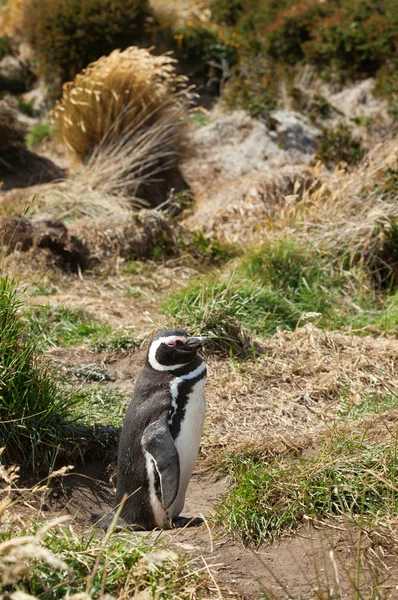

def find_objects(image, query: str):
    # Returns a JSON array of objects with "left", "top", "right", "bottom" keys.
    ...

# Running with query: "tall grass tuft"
[
  {"left": 0, "top": 277, "right": 83, "bottom": 471},
  {"left": 52, "top": 47, "right": 194, "bottom": 202}
]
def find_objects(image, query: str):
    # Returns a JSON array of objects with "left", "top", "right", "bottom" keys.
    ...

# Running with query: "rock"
[
  {"left": 182, "top": 110, "right": 318, "bottom": 196},
  {"left": 0, "top": 100, "right": 25, "bottom": 153},
  {"left": 327, "top": 79, "right": 387, "bottom": 120},
  {"left": 0, "top": 55, "right": 32, "bottom": 94},
  {"left": 269, "top": 109, "right": 319, "bottom": 155},
  {"left": 0, "top": 214, "right": 34, "bottom": 252}
]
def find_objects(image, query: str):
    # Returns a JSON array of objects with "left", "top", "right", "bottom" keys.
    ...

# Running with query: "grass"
[
  {"left": 214, "top": 430, "right": 398, "bottom": 545},
  {"left": 0, "top": 277, "right": 85, "bottom": 471},
  {"left": 26, "top": 122, "right": 52, "bottom": 148},
  {"left": 340, "top": 391, "right": 398, "bottom": 420},
  {"left": 163, "top": 237, "right": 398, "bottom": 356},
  {"left": 74, "top": 386, "right": 130, "bottom": 428},
  {"left": 0, "top": 518, "right": 204, "bottom": 599},
  {"left": 163, "top": 238, "right": 371, "bottom": 354},
  {"left": 27, "top": 305, "right": 136, "bottom": 352}
]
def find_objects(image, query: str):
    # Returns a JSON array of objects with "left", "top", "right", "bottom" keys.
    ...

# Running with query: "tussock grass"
[
  {"left": 52, "top": 46, "right": 194, "bottom": 204},
  {"left": 0, "top": 278, "right": 84, "bottom": 470},
  {"left": 215, "top": 430, "right": 398, "bottom": 545},
  {"left": 283, "top": 138, "right": 398, "bottom": 288}
]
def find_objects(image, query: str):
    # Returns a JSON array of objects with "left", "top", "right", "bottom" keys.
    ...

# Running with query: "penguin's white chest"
[{"left": 171, "top": 377, "right": 206, "bottom": 517}]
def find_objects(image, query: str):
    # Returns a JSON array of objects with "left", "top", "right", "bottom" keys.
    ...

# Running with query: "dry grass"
[
  {"left": 52, "top": 45, "right": 193, "bottom": 167},
  {"left": 201, "top": 324, "right": 398, "bottom": 462},
  {"left": 276, "top": 134, "right": 398, "bottom": 258},
  {"left": 149, "top": 0, "right": 210, "bottom": 26}
]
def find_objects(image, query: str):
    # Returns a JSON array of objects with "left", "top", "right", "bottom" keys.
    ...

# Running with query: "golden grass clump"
[
  {"left": 52, "top": 46, "right": 193, "bottom": 158},
  {"left": 51, "top": 47, "right": 195, "bottom": 203}
]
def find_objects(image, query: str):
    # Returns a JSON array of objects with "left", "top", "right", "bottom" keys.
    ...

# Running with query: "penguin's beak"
[{"left": 185, "top": 336, "right": 208, "bottom": 351}]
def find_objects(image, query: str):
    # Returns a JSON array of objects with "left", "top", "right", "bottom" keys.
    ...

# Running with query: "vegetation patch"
[
  {"left": 26, "top": 122, "right": 52, "bottom": 149},
  {"left": 340, "top": 391, "right": 398, "bottom": 420},
  {"left": 27, "top": 304, "right": 136, "bottom": 351},
  {"left": 74, "top": 386, "right": 130, "bottom": 428},
  {"left": 21, "top": 0, "right": 151, "bottom": 81},
  {"left": 315, "top": 125, "right": 365, "bottom": 169},
  {"left": 215, "top": 430, "right": 398, "bottom": 545},
  {"left": 0, "top": 278, "right": 85, "bottom": 471},
  {"left": 0, "top": 518, "right": 203, "bottom": 599},
  {"left": 163, "top": 238, "right": 372, "bottom": 354},
  {"left": 208, "top": 0, "right": 398, "bottom": 115}
]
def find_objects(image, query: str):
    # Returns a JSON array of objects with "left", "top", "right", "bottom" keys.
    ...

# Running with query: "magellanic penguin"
[{"left": 115, "top": 328, "right": 207, "bottom": 530}]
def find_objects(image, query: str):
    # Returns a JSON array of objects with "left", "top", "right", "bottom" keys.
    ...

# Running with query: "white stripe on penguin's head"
[{"left": 147, "top": 335, "right": 187, "bottom": 371}]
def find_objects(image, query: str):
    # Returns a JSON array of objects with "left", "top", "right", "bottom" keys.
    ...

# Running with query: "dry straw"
[{"left": 52, "top": 47, "right": 195, "bottom": 200}]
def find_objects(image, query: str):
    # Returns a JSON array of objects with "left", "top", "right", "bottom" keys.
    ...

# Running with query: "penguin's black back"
[{"left": 115, "top": 365, "right": 173, "bottom": 529}]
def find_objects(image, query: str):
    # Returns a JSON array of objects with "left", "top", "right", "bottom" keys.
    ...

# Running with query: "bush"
[
  {"left": 0, "top": 277, "right": 84, "bottom": 471},
  {"left": 209, "top": 0, "right": 398, "bottom": 114},
  {"left": 315, "top": 125, "right": 365, "bottom": 168},
  {"left": 51, "top": 47, "right": 193, "bottom": 200},
  {"left": 21, "top": 0, "right": 151, "bottom": 81}
]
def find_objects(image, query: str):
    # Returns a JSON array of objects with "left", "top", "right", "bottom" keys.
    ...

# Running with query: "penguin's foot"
[{"left": 172, "top": 516, "right": 204, "bottom": 529}]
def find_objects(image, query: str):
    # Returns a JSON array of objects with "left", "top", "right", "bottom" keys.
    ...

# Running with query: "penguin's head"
[{"left": 147, "top": 328, "right": 207, "bottom": 371}]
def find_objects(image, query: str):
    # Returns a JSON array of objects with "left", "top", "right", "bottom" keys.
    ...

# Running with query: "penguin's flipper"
[{"left": 142, "top": 413, "right": 180, "bottom": 509}]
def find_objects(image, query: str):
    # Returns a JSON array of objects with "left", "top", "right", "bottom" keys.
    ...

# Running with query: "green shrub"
[
  {"left": 22, "top": 0, "right": 151, "bottom": 81},
  {"left": 174, "top": 20, "right": 240, "bottom": 69},
  {"left": 315, "top": 125, "right": 365, "bottom": 168},
  {"left": 0, "top": 33, "right": 14, "bottom": 60},
  {"left": 210, "top": 0, "right": 398, "bottom": 114},
  {"left": 0, "top": 277, "right": 84, "bottom": 471}
]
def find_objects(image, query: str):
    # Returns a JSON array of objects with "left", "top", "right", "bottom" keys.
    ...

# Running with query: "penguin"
[{"left": 114, "top": 328, "right": 207, "bottom": 530}]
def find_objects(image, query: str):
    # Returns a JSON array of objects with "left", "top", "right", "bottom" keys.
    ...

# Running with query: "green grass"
[
  {"left": 26, "top": 123, "right": 52, "bottom": 148},
  {"left": 0, "top": 521, "right": 203, "bottom": 599},
  {"left": 27, "top": 305, "right": 136, "bottom": 352},
  {"left": 163, "top": 239, "right": 356, "bottom": 354},
  {"left": 163, "top": 237, "right": 398, "bottom": 355},
  {"left": 214, "top": 431, "right": 398, "bottom": 545},
  {"left": 340, "top": 391, "right": 398, "bottom": 420},
  {"left": 74, "top": 386, "right": 130, "bottom": 427},
  {"left": 0, "top": 278, "right": 85, "bottom": 471}
]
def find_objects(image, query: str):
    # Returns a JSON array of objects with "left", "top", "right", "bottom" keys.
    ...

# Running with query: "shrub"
[
  {"left": 210, "top": 0, "right": 398, "bottom": 113},
  {"left": 174, "top": 20, "right": 240, "bottom": 67},
  {"left": 0, "top": 34, "right": 14, "bottom": 60},
  {"left": 0, "top": 277, "right": 84, "bottom": 471},
  {"left": 315, "top": 125, "right": 365, "bottom": 168},
  {"left": 21, "top": 0, "right": 151, "bottom": 81},
  {"left": 51, "top": 47, "right": 193, "bottom": 200}
]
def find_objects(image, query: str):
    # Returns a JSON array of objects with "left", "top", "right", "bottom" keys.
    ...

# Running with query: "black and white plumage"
[{"left": 115, "top": 328, "right": 207, "bottom": 530}]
